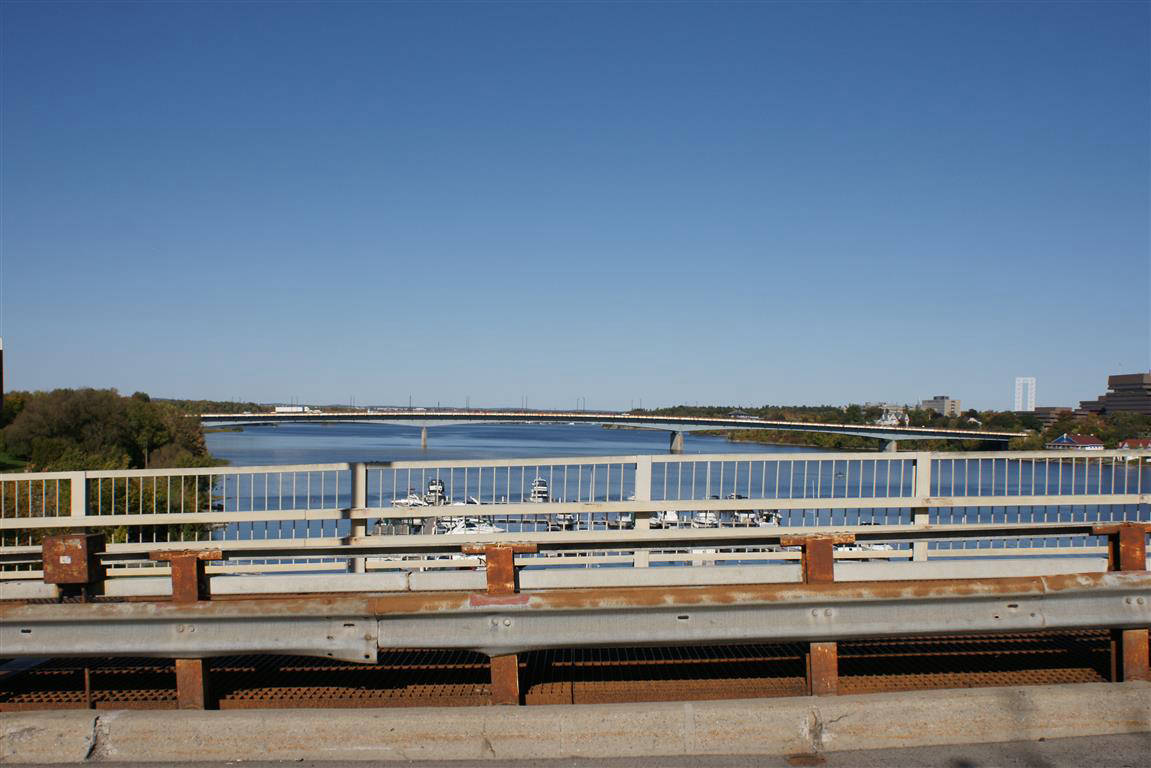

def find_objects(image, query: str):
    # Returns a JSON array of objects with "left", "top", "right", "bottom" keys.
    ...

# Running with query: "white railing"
[{"left": 1, "top": 449, "right": 1147, "bottom": 579}]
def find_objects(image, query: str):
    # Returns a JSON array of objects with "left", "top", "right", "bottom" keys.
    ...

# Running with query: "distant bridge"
[{"left": 199, "top": 409, "right": 1026, "bottom": 451}]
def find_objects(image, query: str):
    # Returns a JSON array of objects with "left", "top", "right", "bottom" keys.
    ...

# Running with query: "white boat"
[
  {"left": 395, "top": 478, "right": 452, "bottom": 508},
  {"left": 731, "top": 509, "right": 781, "bottom": 527},
  {"left": 392, "top": 491, "right": 429, "bottom": 508},
  {"left": 691, "top": 511, "right": 719, "bottom": 528},
  {"left": 651, "top": 510, "right": 680, "bottom": 528},
  {"left": 757, "top": 511, "right": 783, "bottom": 527},
  {"left": 610, "top": 511, "right": 634, "bottom": 529},
  {"left": 434, "top": 497, "right": 486, "bottom": 533},
  {"left": 835, "top": 542, "right": 895, "bottom": 558},
  {"left": 439, "top": 519, "right": 504, "bottom": 535},
  {"left": 528, "top": 477, "right": 550, "bottom": 503},
  {"left": 530, "top": 477, "right": 575, "bottom": 529},
  {"left": 425, "top": 478, "right": 447, "bottom": 506}
]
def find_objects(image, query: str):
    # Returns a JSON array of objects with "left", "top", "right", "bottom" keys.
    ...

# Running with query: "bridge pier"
[
  {"left": 669, "top": 431, "right": 684, "bottom": 454},
  {"left": 420, "top": 427, "right": 428, "bottom": 451},
  {"left": 883, "top": 440, "right": 898, "bottom": 453}
]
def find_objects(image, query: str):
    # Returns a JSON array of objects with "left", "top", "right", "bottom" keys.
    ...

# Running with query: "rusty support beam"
[
  {"left": 781, "top": 534, "right": 850, "bottom": 696},
  {"left": 461, "top": 543, "right": 538, "bottom": 596},
  {"left": 807, "top": 642, "right": 838, "bottom": 696},
  {"left": 1095, "top": 524, "right": 1149, "bottom": 682},
  {"left": 462, "top": 544, "right": 536, "bottom": 704},
  {"left": 149, "top": 549, "right": 220, "bottom": 604},
  {"left": 174, "top": 658, "right": 210, "bottom": 710},
  {"left": 486, "top": 547, "right": 517, "bottom": 595},
  {"left": 150, "top": 549, "right": 220, "bottom": 708},
  {"left": 489, "top": 654, "right": 520, "bottom": 705}
]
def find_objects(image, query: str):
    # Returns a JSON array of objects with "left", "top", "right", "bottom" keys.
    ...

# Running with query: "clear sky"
[{"left": 1, "top": 1, "right": 1148, "bottom": 411}]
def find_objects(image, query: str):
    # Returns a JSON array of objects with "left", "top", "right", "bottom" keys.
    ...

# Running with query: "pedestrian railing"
[{"left": 1, "top": 449, "right": 1147, "bottom": 580}]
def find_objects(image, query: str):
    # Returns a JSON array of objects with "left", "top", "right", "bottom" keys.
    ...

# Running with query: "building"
[
  {"left": 1030, "top": 406, "right": 1073, "bottom": 428},
  {"left": 1118, "top": 438, "right": 1151, "bottom": 450},
  {"left": 865, "top": 403, "right": 908, "bottom": 426},
  {"left": 1045, "top": 433, "right": 1104, "bottom": 451},
  {"left": 1013, "top": 377, "right": 1036, "bottom": 412},
  {"left": 920, "top": 395, "right": 961, "bottom": 417},
  {"left": 1078, "top": 372, "right": 1151, "bottom": 416}
]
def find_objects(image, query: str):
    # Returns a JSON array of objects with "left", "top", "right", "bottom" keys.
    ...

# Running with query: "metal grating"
[{"left": 0, "top": 631, "right": 1114, "bottom": 711}]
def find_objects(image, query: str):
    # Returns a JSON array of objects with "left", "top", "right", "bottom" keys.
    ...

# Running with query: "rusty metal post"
[
  {"left": 150, "top": 549, "right": 221, "bottom": 708},
  {"left": 1094, "top": 523, "right": 1150, "bottom": 682},
  {"left": 83, "top": 665, "right": 93, "bottom": 709},
  {"left": 42, "top": 533, "right": 106, "bottom": 601},
  {"left": 781, "top": 534, "right": 853, "bottom": 696},
  {"left": 463, "top": 543, "right": 538, "bottom": 705}
]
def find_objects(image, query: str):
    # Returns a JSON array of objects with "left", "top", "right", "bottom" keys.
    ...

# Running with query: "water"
[{"left": 204, "top": 421, "right": 817, "bottom": 466}]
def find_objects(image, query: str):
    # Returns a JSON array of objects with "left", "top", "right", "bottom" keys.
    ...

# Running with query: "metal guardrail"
[
  {"left": 1, "top": 450, "right": 1147, "bottom": 577},
  {"left": 4, "top": 571, "right": 1149, "bottom": 661}
]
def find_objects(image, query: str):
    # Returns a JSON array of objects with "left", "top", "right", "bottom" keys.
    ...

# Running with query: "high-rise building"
[
  {"left": 1014, "top": 377, "right": 1036, "bottom": 412},
  {"left": 1078, "top": 372, "right": 1151, "bottom": 416}
]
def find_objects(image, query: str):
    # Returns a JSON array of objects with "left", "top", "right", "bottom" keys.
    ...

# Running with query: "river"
[{"left": 203, "top": 421, "right": 816, "bottom": 466}]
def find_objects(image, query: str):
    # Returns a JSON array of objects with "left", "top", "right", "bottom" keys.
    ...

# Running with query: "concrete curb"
[{"left": 3, "top": 682, "right": 1149, "bottom": 763}]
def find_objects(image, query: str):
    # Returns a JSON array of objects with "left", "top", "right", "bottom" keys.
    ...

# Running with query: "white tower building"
[{"left": 1014, "top": 377, "right": 1036, "bottom": 412}]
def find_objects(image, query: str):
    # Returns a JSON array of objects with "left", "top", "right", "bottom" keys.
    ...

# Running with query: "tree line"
[
  {"left": 633, "top": 404, "right": 1151, "bottom": 451},
  {"left": 1, "top": 389, "right": 221, "bottom": 472}
]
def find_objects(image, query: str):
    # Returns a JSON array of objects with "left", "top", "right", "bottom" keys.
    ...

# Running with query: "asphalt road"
[{"left": 12, "top": 733, "right": 1151, "bottom": 768}]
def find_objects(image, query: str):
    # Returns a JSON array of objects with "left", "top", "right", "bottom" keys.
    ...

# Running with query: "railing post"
[
  {"left": 780, "top": 533, "right": 854, "bottom": 695},
  {"left": 911, "top": 453, "right": 933, "bottom": 562},
  {"left": 1094, "top": 523, "right": 1150, "bottom": 682},
  {"left": 69, "top": 472, "right": 87, "bottom": 519},
  {"left": 463, "top": 543, "right": 538, "bottom": 705},
  {"left": 349, "top": 463, "right": 367, "bottom": 574},
  {"left": 42, "top": 533, "right": 105, "bottom": 600},
  {"left": 633, "top": 457, "right": 652, "bottom": 568},
  {"left": 149, "top": 549, "right": 221, "bottom": 709}
]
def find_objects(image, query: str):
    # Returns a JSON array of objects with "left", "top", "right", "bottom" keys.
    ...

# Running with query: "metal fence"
[{"left": 1, "top": 449, "right": 1148, "bottom": 578}]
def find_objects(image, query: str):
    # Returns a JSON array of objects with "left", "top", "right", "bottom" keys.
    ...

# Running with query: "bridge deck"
[{"left": 198, "top": 409, "right": 1025, "bottom": 442}]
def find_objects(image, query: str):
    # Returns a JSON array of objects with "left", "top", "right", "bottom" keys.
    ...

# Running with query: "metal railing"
[{"left": 1, "top": 449, "right": 1148, "bottom": 579}]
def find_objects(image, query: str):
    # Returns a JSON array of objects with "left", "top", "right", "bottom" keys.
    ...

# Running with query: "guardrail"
[
  {"left": 3, "top": 520, "right": 1148, "bottom": 707},
  {"left": 1, "top": 449, "right": 1147, "bottom": 579}
]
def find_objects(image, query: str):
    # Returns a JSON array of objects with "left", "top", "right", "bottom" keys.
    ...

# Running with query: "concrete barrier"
[{"left": 3, "top": 682, "right": 1148, "bottom": 763}]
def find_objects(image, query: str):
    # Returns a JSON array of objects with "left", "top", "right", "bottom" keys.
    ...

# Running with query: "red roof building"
[
  {"left": 1118, "top": 438, "right": 1151, "bottom": 450},
  {"left": 1045, "top": 433, "right": 1105, "bottom": 450}
]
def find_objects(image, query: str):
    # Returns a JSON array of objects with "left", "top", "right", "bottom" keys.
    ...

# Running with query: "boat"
[
  {"left": 424, "top": 478, "right": 447, "bottom": 506},
  {"left": 391, "top": 491, "right": 429, "bottom": 508},
  {"left": 439, "top": 519, "right": 504, "bottom": 535},
  {"left": 530, "top": 477, "right": 575, "bottom": 529},
  {"left": 394, "top": 478, "right": 451, "bottom": 508},
  {"left": 610, "top": 511, "right": 634, "bottom": 529},
  {"left": 435, "top": 496, "right": 485, "bottom": 533},
  {"left": 691, "top": 510, "right": 719, "bottom": 528},
  {"left": 528, "top": 477, "right": 550, "bottom": 503}
]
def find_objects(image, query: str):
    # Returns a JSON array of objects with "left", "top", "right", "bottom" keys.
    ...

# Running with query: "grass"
[{"left": 0, "top": 451, "right": 27, "bottom": 472}]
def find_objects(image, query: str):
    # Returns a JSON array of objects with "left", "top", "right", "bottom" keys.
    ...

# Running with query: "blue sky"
[{"left": 1, "top": 1, "right": 1147, "bottom": 411}]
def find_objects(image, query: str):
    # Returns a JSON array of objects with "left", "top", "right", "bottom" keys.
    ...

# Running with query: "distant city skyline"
[{"left": 2, "top": 2, "right": 1148, "bottom": 411}]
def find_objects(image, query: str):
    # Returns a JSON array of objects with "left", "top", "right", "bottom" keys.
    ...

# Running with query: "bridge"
[
  {"left": 199, "top": 408, "right": 1027, "bottom": 451},
  {"left": 2, "top": 447, "right": 1147, "bottom": 760}
]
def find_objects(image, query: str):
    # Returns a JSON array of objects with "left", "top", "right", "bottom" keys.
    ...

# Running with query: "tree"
[{"left": 3, "top": 389, "right": 216, "bottom": 471}]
